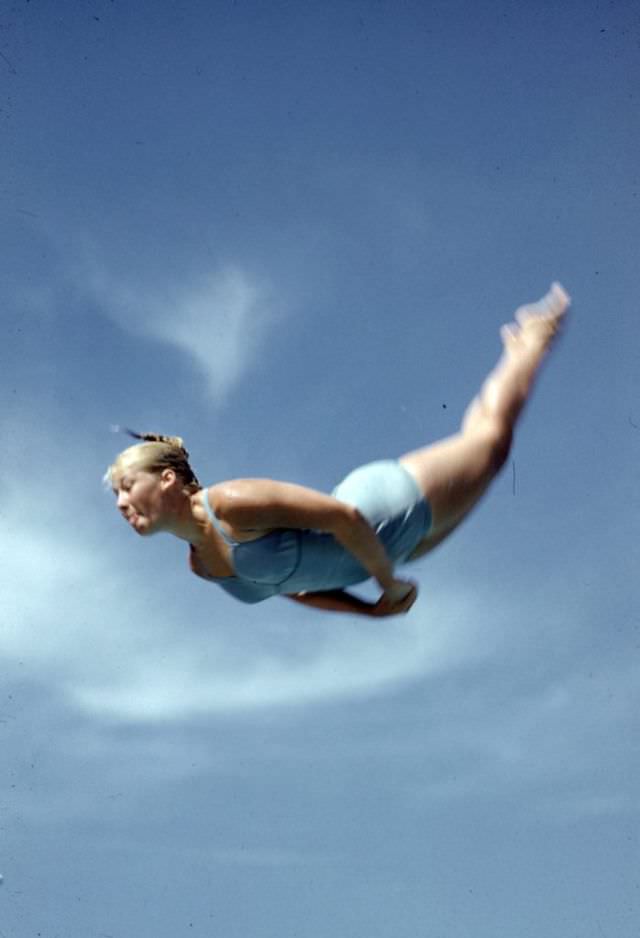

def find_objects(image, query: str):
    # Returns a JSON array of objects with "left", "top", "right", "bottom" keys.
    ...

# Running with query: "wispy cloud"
[
  {"left": 83, "top": 262, "right": 277, "bottom": 403},
  {"left": 159, "top": 268, "right": 273, "bottom": 401},
  {"left": 0, "top": 518, "right": 484, "bottom": 724},
  {"left": 65, "top": 596, "right": 487, "bottom": 723},
  {"left": 399, "top": 654, "right": 639, "bottom": 820},
  {"left": 14, "top": 229, "right": 279, "bottom": 405}
]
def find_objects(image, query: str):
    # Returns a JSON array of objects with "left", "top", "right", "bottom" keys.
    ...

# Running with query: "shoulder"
[{"left": 203, "top": 478, "right": 281, "bottom": 518}]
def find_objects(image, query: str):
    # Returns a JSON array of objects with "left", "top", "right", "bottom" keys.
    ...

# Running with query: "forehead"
[{"left": 111, "top": 464, "right": 148, "bottom": 490}]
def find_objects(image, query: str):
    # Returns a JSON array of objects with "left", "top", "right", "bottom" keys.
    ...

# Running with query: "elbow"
[{"left": 332, "top": 503, "right": 366, "bottom": 540}]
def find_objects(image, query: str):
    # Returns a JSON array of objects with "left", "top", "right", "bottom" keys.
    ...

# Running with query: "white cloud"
[
  {"left": 1, "top": 506, "right": 486, "bottom": 723},
  {"left": 11, "top": 230, "right": 278, "bottom": 405},
  {"left": 79, "top": 254, "right": 277, "bottom": 403},
  {"left": 65, "top": 594, "right": 487, "bottom": 723}
]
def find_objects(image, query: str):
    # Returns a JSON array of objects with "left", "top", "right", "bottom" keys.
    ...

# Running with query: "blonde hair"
[{"left": 104, "top": 429, "right": 201, "bottom": 494}]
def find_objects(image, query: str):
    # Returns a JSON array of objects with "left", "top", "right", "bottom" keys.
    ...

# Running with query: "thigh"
[{"left": 399, "top": 426, "right": 502, "bottom": 534}]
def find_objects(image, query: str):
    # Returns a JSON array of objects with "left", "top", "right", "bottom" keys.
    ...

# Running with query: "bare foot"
[
  {"left": 500, "top": 322, "right": 520, "bottom": 354},
  {"left": 502, "top": 282, "right": 570, "bottom": 355}
]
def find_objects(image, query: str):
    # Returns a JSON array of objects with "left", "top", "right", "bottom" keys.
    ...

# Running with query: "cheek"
[
  {"left": 143, "top": 485, "right": 163, "bottom": 512},
  {"left": 128, "top": 486, "right": 151, "bottom": 512}
]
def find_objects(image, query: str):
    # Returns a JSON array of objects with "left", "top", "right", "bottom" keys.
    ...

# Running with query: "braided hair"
[{"left": 104, "top": 427, "right": 201, "bottom": 493}]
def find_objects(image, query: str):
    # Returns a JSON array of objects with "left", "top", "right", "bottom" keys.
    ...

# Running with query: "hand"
[{"left": 371, "top": 579, "right": 418, "bottom": 617}]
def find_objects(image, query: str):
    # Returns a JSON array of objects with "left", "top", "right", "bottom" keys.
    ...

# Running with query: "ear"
[{"left": 159, "top": 468, "right": 178, "bottom": 490}]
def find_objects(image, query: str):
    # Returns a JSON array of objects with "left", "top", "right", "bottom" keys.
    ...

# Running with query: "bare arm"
[
  {"left": 286, "top": 587, "right": 417, "bottom": 617},
  {"left": 213, "top": 479, "right": 404, "bottom": 593},
  {"left": 285, "top": 589, "right": 377, "bottom": 616}
]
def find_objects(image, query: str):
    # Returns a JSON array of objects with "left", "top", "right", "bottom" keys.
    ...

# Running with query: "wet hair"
[{"left": 104, "top": 428, "right": 201, "bottom": 494}]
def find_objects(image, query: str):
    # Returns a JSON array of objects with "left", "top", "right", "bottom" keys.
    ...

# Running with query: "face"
[{"left": 113, "top": 467, "right": 169, "bottom": 535}]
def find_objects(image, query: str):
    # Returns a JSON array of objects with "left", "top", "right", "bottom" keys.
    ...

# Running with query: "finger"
[
  {"left": 402, "top": 588, "right": 418, "bottom": 611},
  {"left": 390, "top": 580, "right": 417, "bottom": 603},
  {"left": 391, "top": 592, "right": 416, "bottom": 615}
]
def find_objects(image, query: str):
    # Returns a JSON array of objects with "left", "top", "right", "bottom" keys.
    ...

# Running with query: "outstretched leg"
[{"left": 400, "top": 283, "right": 569, "bottom": 559}]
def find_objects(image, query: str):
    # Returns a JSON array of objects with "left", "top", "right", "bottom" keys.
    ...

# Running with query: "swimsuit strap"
[{"left": 201, "top": 489, "right": 237, "bottom": 546}]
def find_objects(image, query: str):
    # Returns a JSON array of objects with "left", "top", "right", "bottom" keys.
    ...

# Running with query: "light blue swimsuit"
[{"left": 200, "top": 459, "right": 432, "bottom": 604}]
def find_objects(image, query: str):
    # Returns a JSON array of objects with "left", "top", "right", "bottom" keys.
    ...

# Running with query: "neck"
[{"left": 161, "top": 488, "right": 208, "bottom": 546}]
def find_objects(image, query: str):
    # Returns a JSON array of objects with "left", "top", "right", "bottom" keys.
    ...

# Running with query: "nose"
[{"left": 116, "top": 490, "right": 129, "bottom": 511}]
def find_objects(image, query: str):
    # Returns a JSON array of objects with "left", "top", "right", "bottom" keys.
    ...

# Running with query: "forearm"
[
  {"left": 285, "top": 589, "right": 376, "bottom": 616},
  {"left": 332, "top": 508, "right": 395, "bottom": 590}
]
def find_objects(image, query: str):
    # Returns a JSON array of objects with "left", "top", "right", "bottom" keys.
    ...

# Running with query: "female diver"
[{"left": 106, "top": 283, "right": 569, "bottom": 617}]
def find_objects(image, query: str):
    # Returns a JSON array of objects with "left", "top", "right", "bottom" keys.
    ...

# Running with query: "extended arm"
[
  {"left": 211, "top": 478, "right": 417, "bottom": 611},
  {"left": 286, "top": 587, "right": 417, "bottom": 617},
  {"left": 214, "top": 479, "right": 396, "bottom": 588},
  {"left": 286, "top": 589, "right": 376, "bottom": 616}
]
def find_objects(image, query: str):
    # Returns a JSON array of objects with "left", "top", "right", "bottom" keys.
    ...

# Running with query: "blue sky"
[{"left": 1, "top": 1, "right": 638, "bottom": 935}]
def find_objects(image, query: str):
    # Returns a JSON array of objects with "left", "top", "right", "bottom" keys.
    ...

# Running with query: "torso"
[
  {"left": 188, "top": 537, "right": 235, "bottom": 581},
  {"left": 184, "top": 461, "right": 432, "bottom": 603}
]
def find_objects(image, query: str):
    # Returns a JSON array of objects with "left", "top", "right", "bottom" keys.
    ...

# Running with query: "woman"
[{"left": 106, "top": 283, "right": 569, "bottom": 617}]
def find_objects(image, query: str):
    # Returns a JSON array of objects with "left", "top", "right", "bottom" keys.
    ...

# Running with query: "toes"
[
  {"left": 548, "top": 282, "right": 571, "bottom": 316},
  {"left": 515, "top": 282, "right": 571, "bottom": 328},
  {"left": 515, "top": 304, "right": 535, "bottom": 327},
  {"left": 500, "top": 323, "right": 519, "bottom": 346},
  {"left": 535, "top": 282, "right": 571, "bottom": 319}
]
